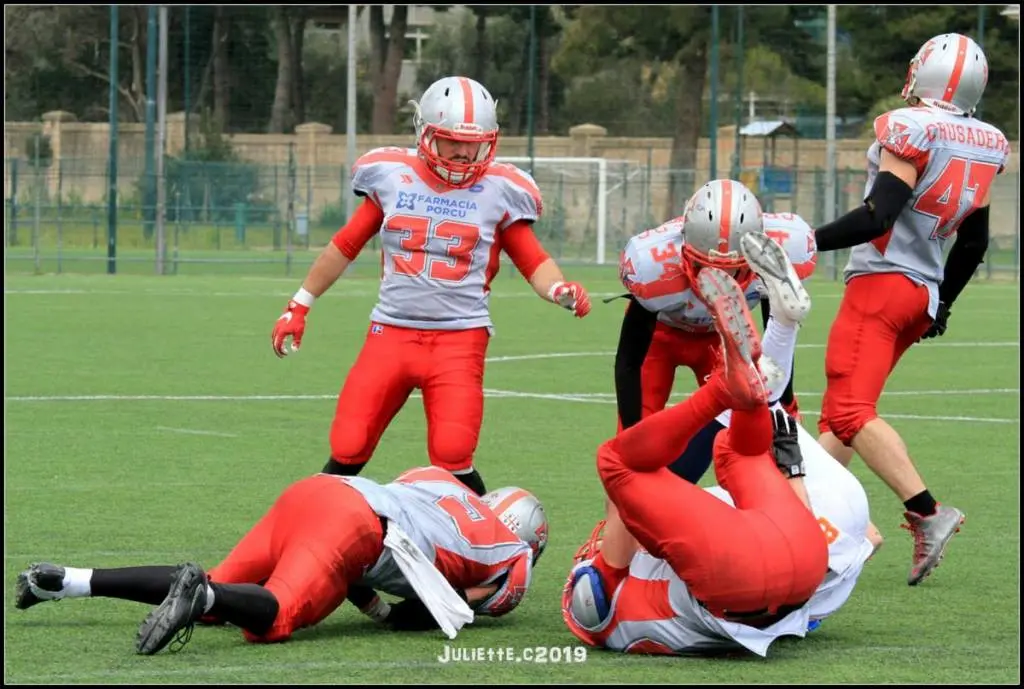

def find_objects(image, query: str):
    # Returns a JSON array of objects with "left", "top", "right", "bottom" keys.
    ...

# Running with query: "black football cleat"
[{"left": 136, "top": 562, "right": 208, "bottom": 655}]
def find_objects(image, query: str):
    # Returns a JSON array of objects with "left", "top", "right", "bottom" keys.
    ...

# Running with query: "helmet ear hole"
[{"left": 739, "top": 213, "right": 745, "bottom": 223}]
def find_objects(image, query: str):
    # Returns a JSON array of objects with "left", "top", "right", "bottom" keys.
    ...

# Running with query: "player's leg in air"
[
  {"left": 322, "top": 323, "right": 418, "bottom": 478},
  {"left": 419, "top": 327, "right": 491, "bottom": 495},
  {"left": 585, "top": 267, "right": 827, "bottom": 622},
  {"left": 668, "top": 231, "right": 811, "bottom": 482}
]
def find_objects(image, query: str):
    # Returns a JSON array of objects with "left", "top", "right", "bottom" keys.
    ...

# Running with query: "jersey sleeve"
[
  {"left": 763, "top": 213, "right": 818, "bottom": 280},
  {"left": 351, "top": 146, "right": 411, "bottom": 206},
  {"left": 618, "top": 226, "right": 688, "bottom": 314},
  {"left": 490, "top": 163, "right": 543, "bottom": 225},
  {"left": 873, "top": 109, "right": 934, "bottom": 166},
  {"left": 473, "top": 550, "right": 533, "bottom": 618}
]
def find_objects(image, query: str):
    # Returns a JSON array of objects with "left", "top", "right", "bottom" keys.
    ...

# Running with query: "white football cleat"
[{"left": 740, "top": 232, "right": 811, "bottom": 327}]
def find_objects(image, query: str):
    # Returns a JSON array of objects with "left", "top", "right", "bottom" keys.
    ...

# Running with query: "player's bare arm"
[
  {"left": 503, "top": 221, "right": 591, "bottom": 318},
  {"left": 270, "top": 198, "right": 384, "bottom": 357},
  {"left": 813, "top": 149, "right": 917, "bottom": 253}
]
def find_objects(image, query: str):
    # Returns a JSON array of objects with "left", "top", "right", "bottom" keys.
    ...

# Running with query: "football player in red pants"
[
  {"left": 270, "top": 76, "right": 590, "bottom": 496},
  {"left": 15, "top": 468, "right": 546, "bottom": 654},
  {"left": 812, "top": 34, "right": 1008, "bottom": 584},
  {"left": 580, "top": 266, "right": 828, "bottom": 632}
]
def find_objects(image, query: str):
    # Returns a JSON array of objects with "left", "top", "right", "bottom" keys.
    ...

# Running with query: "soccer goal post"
[{"left": 496, "top": 156, "right": 647, "bottom": 266}]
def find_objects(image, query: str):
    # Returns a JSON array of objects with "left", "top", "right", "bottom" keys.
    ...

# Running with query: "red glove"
[
  {"left": 271, "top": 299, "right": 311, "bottom": 358},
  {"left": 548, "top": 281, "right": 591, "bottom": 318}
]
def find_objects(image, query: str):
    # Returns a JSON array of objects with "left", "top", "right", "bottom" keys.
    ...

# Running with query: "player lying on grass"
[
  {"left": 15, "top": 467, "right": 547, "bottom": 656},
  {"left": 562, "top": 249, "right": 871, "bottom": 657}
]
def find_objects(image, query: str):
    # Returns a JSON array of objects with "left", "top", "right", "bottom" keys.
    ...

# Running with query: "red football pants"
[
  {"left": 598, "top": 376, "right": 828, "bottom": 616},
  {"left": 817, "top": 273, "right": 932, "bottom": 444},
  {"left": 616, "top": 323, "right": 721, "bottom": 432},
  {"left": 329, "top": 323, "right": 490, "bottom": 472},
  {"left": 207, "top": 475, "right": 384, "bottom": 643}
]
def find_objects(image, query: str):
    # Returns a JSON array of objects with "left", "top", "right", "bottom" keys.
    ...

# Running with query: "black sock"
[
  {"left": 780, "top": 359, "right": 796, "bottom": 407},
  {"left": 90, "top": 566, "right": 180, "bottom": 605},
  {"left": 904, "top": 490, "right": 937, "bottom": 517},
  {"left": 454, "top": 468, "right": 486, "bottom": 496},
  {"left": 347, "top": 584, "right": 376, "bottom": 610},
  {"left": 208, "top": 583, "right": 280, "bottom": 636},
  {"left": 322, "top": 458, "right": 367, "bottom": 476}
]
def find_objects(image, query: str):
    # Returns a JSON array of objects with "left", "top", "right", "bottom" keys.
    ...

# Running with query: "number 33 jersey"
[
  {"left": 352, "top": 147, "right": 543, "bottom": 331},
  {"left": 618, "top": 213, "right": 816, "bottom": 333},
  {"left": 340, "top": 467, "right": 534, "bottom": 617}
]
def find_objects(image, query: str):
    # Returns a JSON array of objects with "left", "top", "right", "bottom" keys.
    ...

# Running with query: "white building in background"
[{"left": 1002, "top": 4, "right": 1020, "bottom": 21}]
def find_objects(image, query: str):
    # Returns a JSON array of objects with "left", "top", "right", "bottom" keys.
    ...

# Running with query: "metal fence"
[{"left": 5, "top": 156, "right": 1019, "bottom": 280}]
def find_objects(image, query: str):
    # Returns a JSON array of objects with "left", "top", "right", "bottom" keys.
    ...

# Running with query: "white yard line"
[{"left": 4, "top": 388, "right": 1017, "bottom": 424}]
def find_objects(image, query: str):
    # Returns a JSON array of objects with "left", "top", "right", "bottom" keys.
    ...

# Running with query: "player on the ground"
[
  {"left": 15, "top": 466, "right": 547, "bottom": 655},
  {"left": 269, "top": 75, "right": 591, "bottom": 496},
  {"left": 562, "top": 234, "right": 881, "bottom": 656},
  {"left": 564, "top": 261, "right": 829, "bottom": 657},
  {"left": 811, "top": 33, "right": 1010, "bottom": 585}
]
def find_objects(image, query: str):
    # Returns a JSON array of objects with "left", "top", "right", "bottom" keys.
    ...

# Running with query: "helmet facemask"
[{"left": 411, "top": 99, "right": 498, "bottom": 189}]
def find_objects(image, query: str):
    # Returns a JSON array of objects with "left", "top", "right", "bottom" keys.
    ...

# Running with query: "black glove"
[
  {"left": 771, "top": 409, "right": 805, "bottom": 479},
  {"left": 920, "top": 301, "right": 951, "bottom": 340},
  {"left": 386, "top": 590, "right": 469, "bottom": 632}
]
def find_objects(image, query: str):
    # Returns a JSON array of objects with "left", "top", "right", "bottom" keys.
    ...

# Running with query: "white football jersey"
[
  {"left": 845, "top": 107, "right": 1010, "bottom": 317},
  {"left": 566, "top": 549, "right": 811, "bottom": 657},
  {"left": 618, "top": 218, "right": 761, "bottom": 334},
  {"left": 619, "top": 212, "right": 815, "bottom": 333},
  {"left": 563, "top": 423, "right": 872, "bottom": 656},
  {"left": 762, "top": 212, "right": 818, "bottom": 280},
  {"left": 352, "top": 147, "right": 543, "bottom": 330},
  {"left": 337, "top": 467, "right": 533, "bottom": 613},
  {"left": 706, "top": 423, "right": 875, "bottom": 622}
]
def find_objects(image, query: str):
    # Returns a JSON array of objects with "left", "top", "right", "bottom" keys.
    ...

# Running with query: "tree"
[
  {"left": 267, "top": 6, "right": 310, "bottom": 133},
  {"left": 837, "top": 6, "right": 1018, "bottom": 137},
  {"left": 554, "top": 6, "right": 714, "bottom": 216},
  {"left": 368, "top": 5, "right": 408, "bottom": 134},
  {"left": 5, "top": 6, "right": 149, "bottom": 122}
]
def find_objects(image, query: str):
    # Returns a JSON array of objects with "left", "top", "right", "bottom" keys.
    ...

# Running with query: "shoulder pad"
[
  {"left": 873, "top": 108, "right": 934, "bottom": 163},
  {"left": 486, "top": 163, "right": 543, "bottom": 221},
  {"left": 618, "top": 221, "right": 688, "bottom": 313}
]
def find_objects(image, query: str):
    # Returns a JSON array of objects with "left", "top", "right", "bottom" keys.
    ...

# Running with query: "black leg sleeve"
[{"left": 90, "top": 566, "right": 180, "bottom": 605}]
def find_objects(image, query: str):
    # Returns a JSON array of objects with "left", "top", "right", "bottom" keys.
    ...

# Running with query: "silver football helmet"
[
  {"left": 481, "top": 486, "right": 549, "bottom": 564},
  {"left": 408, "top": 75, "right": 499, "bottom": 188},
  {"left": 901, "top": 33, "right": 988, "bottom": 116},
  {"left": 681, "top": 179, "right": 765, "bottom": 280}
]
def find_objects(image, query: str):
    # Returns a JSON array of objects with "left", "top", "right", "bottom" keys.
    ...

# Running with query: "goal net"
[{"left": 495, "top": 156, "right": 651, "bottom": 265}]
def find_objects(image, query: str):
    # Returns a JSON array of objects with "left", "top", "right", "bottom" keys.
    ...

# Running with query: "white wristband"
[
  {"left": 547, "top": 282, "right": 565, "bottom": 302},
  {"left": 363, "top": 597, "right": 392, "bottom": 623},
  {"left": 292, "top": 287, "right": 316, "bottom": 308}
]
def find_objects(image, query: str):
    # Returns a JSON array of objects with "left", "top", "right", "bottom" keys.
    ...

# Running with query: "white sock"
[
  {"left": 62, "top": 567, "right": 93, "bottom": 598},
  {"left": 762, "top": 317, "right": 798, "bottom": 401},
  {"left": 203, "top": 584, "right": 216, "bottom": 614}
]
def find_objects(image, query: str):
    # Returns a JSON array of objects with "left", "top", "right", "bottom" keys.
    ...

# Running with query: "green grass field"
[{"left": 3, "top": 266, "right": 1020, "bottom": 684}]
